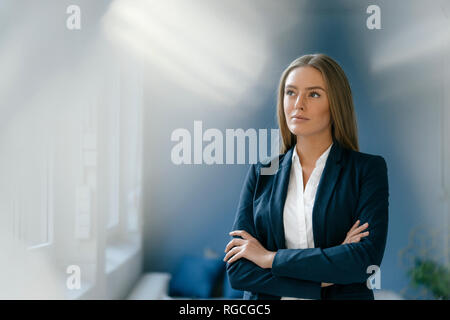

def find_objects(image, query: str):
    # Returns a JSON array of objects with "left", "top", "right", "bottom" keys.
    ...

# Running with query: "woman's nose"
[{"left": 294, "top": 92, "right": 305, "bottom": 109}]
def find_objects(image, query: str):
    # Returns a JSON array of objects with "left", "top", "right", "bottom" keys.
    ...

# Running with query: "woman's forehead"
[{"left": 285, "top": 66, "right": 325, "bottom": 88}]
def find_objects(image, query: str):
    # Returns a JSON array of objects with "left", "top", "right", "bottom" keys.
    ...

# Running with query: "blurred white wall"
[{"left": 0, "top": 0, "right": 144, "bottom": 299}]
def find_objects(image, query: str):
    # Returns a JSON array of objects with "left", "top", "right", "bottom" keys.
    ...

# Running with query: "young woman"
[{"left": 224, "top": 53, "right": 389, "bottom": 300}]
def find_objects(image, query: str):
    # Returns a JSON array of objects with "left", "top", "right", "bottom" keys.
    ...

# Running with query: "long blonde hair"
[{"left": 276, "top": 53, "right": 359, "bottom": 153}]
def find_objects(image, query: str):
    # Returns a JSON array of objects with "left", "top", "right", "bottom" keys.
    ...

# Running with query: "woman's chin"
[{"left": 289, "top": 127, "right": 311, "bottom": 137}]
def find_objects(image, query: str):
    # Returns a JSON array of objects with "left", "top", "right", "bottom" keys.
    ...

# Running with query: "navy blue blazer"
[{"left": 226, "top": 140, "right": 389, "bottom": 300}]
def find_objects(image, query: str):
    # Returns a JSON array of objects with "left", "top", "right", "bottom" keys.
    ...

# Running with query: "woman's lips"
[{"left": 292, "top": 117, "right": 309, "bottom": 122}]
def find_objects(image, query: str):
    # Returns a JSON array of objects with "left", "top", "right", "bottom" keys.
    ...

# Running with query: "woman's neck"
[{"left": 295, "top": 131, "right": 333, "bottom": 168}]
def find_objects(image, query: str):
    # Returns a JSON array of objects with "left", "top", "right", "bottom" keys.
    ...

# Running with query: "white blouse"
[{"left": 281, "top": 142, "right": 333, "bottom": 300}]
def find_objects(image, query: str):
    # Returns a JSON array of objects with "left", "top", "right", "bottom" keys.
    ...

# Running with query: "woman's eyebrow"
[{"left": 285, "top": 84, "right": 326, "bottom": 91}]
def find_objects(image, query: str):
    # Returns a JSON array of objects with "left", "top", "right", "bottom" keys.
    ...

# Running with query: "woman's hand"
[
  {"left": 321, "top": 220, "right": 370, "bottom": 287},
  {"left": 321, "top": 282, "right": 334, "bottom": 287},
  {"left": 224, "top": 230, "right": 276, "bottom": 269},
  {"left": 342, "top": 220, "right": 369, "bottom": 245}
]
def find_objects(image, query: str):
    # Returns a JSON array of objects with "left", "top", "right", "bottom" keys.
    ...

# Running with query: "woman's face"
[{"left": 283, "top": 66, "right": 332, "bottom": 138}]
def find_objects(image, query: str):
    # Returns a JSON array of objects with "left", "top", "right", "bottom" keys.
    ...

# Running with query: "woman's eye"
[
  {"left": 285, "top": 90, "right": 295, "bottom": 96},
  {"left": 309, "top": 91, "right": 320, "bottom": 98}
]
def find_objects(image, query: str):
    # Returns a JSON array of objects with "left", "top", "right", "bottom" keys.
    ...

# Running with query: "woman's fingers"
[
  {"left": 229, "top": 230, "right": 252, "bottom": 240},
  {"left": 224, "top": 246, "right": 242, "bottom": 262},
  {"left": 226, "top": 249, "right": 244, "bottom": 264},
  {"left": 321, "top": 282, "right": 334, "bottom": 287},
  {"left": 347, "top": 222, "right": 369, "bottom": 237},
  {"left": 348, "top": 231, "right": 370, "bottom": 243},
  {"left": 225, "top": 238, "right": 245, "bottom": 253},
  {"left": 354, "top": 222, "right": 369, "bottom": 234},
  {"left": 224, "top": 230, "right": 254, "bottom": 264},
  {"left": 342, "top": 228, "right": 370, "bottom": 244},
  {"left": 349, "top": 236, "right": 362, "bottom": 243},
  {"left": 348, "top": 220, "right": 360, "bottom": 234}
]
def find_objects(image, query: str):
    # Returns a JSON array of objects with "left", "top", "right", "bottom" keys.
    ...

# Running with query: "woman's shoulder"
[
  {"left": 345, "top": 148, "right": 387, "bottom": 171},
  {"left": 257, "top": 152, "right": 288, "bottom": 167},
  {"left": 254, "top": 149, "right": 291, "bottom": 171}
]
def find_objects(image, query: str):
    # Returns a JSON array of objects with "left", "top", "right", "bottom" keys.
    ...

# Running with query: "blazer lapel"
[
  {"left": 268, "top": 147, "right": 294, "bottom": 250},
  {"left": 312, "top": 141, "right": 344, "bottom": 248},
  {"left": 268, "top": 141, "right": 345, "bottom": 250}
]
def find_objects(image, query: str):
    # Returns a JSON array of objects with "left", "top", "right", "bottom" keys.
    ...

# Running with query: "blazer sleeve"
[
  {"left": 271, "top": 155, "right": 389, "bottom": 285},
  {"left": 226, "top": 163, "right": 322, "bottom": 299}
]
